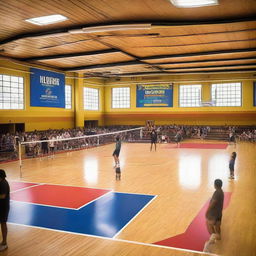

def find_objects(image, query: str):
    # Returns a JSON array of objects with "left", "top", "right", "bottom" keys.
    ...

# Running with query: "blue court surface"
[{"left": 9, "top": 183, "right": 155, "bottom": 238}]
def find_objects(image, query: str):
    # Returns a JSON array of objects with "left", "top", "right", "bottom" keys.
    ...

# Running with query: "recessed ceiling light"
[
  {"left": 170, "top": 0, "right": 218, "bottom": 8},
  {"left": 25, "top": 14, "right": 68, "bottom": 26}
]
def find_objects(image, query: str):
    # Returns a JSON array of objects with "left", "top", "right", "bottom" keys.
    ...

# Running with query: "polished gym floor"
[{"left": 0, "top": 140, "right": 255, "bottom": 256}]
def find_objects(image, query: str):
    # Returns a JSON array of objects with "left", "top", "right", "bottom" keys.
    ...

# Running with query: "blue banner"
[
  {"left": 30, "top": 68, "right": 65, "bottom": 108},
  {"left": 136, "top": 84, "right": 173, "bottom": 107}
]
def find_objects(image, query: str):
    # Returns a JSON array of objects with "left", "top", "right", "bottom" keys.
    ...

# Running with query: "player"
[
  {"left": 113, "top": 136, "right": 121, "bottom": 168},
  {"left": 49, "top": 135, "right": 56, "bottom": 158},
  {"left": 229, "top": 131, "right": 236, "bottom": 146},
  {"left": 175, "top": 130, "right": 182, "bottom": 147},
  {"left": 204, "top": 179, "right": 224, "bottom": 252},
  {"left": 0, "top": 169, "right": 10, "bottom": 252},
  {"left": 229, "top": 152, "right": 237, "bottom": 179},
  {"left": 150, "top": 129, "right": 157, "bottom": 151}
]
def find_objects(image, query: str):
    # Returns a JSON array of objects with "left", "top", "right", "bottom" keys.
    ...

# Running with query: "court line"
[
  {"left": 10, "top": 200, "right": 79, "bottom": 210},
  {"left": 76, "top": 190, "right": 113, "bottom": 210},
  {"left": 10, "top": 179, "right": 113, "bottom": 192},
  {"left": 112, "top": 190, "right": 156, "bottom": 197},
  {"left": 10, "top": 180, "right": 155, "bottom": 197},
  {"left": 10, "top": 181, "right": 113, "bottom": 210},
  {"left": 10, "top": 183, "right": 41, "bottom": 193},
  {"left": 113, "top": 195, "right": 158, "bottom": 239},
  {"left": 8, "top": 181, "right": 215, "bottom": 254},
  {"left": 8, "top": 222, "right": 219, "bottom": 256},
  {"left": 10, "top": 181, "right": 155, "bottom": 210}
]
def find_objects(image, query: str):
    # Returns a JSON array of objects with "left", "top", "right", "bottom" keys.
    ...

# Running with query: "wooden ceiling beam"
[
  {"left": 20, "top": 49, "right": 121, "bottom": 61},
  {"left": 112, "top": 68, "right": 256, "bottom": 77},
  {"left": 165, "top": 68, "right": 256, "bottom": 73},
  {"left": 61, "top": 49, "right": 256, "bottom": 72},
  {"left": 64, "top": 60, "right": 143, "bottom": 71},
  {"left": 1, "top": 17, "right": 255, "bottom": 46},
  {"left": 163, "top": 63, "right": 256, "bottom": 70},
  {"left": 151, "top": 56, "right": 256, "bottom": 65},
  {"left": 142, "top": 48, "right": 256, "bottom": 61}
]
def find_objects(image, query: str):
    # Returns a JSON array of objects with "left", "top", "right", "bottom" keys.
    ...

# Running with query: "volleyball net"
[{"left": 18, "top": 127, "right": 143, "bottom": 177}]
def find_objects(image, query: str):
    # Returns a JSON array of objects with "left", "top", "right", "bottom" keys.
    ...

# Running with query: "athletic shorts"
[
  {"left": 207, "top": 215, "right": 222, "bottom": 224},
  {"left": 113, "top": 149, "right": 120, "bottom": 157},
  {"left": 0, "top": 206, "right": 9, "bottom": 223}
]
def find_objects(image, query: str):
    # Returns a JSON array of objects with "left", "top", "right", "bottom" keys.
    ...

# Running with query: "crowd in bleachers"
[
  {"left": 0, "top": 126, "right": 140, "bottom": 161},
  {"left": 0, "top": 125, "right": 256, "bottom": 162},
  {"left": 144, "top": 124, "right": 211, "bottom": 143},
  {"left": 231, "top": 127, "right": 256, "bottom": 142}
]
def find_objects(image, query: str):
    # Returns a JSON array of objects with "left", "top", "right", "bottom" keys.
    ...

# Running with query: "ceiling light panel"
[
  {"left": 25, "top": 14, "right": 68, "bottom": 26},
  {"left": 170, "top": 0, "right": 218, "bottom": 8}
]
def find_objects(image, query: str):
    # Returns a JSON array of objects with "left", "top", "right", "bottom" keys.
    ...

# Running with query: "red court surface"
[
  {"left": 154, "top": 192, "right": 232, "bottom": 252},
  {"left": 9, "top": 181, "right": 38, "bottom": 192},
  {"left": 166, "top": 143, "right": 228, "bottom": 149},
  {"left": 10, "top": 184, "right": 111, "bottom": 209}
]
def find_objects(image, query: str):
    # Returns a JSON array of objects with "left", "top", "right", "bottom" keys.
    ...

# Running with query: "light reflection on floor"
[
  {"left": 208, "top": 153, "right": 230, "bottom": 185},
  {"left": 84, "top": 157, "right": 99, "bottom": 185},
  {"left": 178, "top": 153, "right": 202, "bottom": 190}
]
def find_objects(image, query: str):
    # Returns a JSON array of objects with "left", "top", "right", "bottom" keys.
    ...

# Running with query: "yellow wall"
[
  {"left": 83, "top": 80, "right": 105, "bottom": 126},
  {"left": 1, "top": 59, "right": 256, "bottom": 130},
  {"left": 104, "top": 74, "right": 256, "bottom": 126},
  {"left": 0, "top": 60, "right": 106, "bottom": 131},
  {"left": 0, "top": 60, "right": 75, "bottom": 131}
]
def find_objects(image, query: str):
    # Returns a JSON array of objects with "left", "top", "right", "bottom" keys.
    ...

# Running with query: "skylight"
[
  {"left": 25, "top": 14, "right": 68, "bottom": 26},
  {"left": 170, "top": 0, "right": 218, "bottom": 8}
]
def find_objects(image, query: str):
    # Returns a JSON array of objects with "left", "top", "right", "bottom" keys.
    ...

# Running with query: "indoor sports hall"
[{"left": 0, "top": 1, "right": 256, "bottom": 256}]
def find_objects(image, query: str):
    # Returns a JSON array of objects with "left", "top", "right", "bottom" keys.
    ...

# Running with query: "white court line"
[
  {"left": 10, "top": 180, "right": 156, "bottom": 197},
  {"left": 10, "top": 200, "right": 78, "bottom": 210},
  {"left": 10, "top": 179, "right": 113, "bottom": 192},
  {"left": 76, "top": 190, "right": 113, "bottom": 210},
  {"left": 9, "top": 181, "right": 156, "bottom": 211},
  {"left": 10, "top": 181, "right": 114, "bottom": 210},
  {"left": 8, "top": 222, "right": 219, "bottom": 256},
  {"left": 8, "top": 181, "right": 216, "bottom": 255},
  {"left": 113, "top": 195, "right": 158, "bottom": 239},
  {"left": 113, "top": 190, "right": 156, "bottom": 197},
  {"left": 10, "top": 183, "right": 41, "bottom": 193}
]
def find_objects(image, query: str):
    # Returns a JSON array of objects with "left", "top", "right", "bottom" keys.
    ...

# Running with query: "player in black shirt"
[
  {"left": 150, "top": 129, "right": 157, "bottom": 151},
  {"left": 0, "top": 169, "right": 10, "bottom": 252}
]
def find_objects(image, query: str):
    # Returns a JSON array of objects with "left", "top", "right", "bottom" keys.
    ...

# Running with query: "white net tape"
[{"left": 18, "top": 127, "right": 143, "bottom": 177}]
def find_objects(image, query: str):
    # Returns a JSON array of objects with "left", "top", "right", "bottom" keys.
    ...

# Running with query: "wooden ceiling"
[{"left": 0, "top": 0, "right": 256, "bottom": 77}]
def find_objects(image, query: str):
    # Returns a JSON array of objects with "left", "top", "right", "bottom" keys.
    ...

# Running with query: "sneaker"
[
  {"left": 203, "top": 240, "right": 211, "bottom": 253},
  {"left": 0, "top": 244, "right": 8, "bottom": 251},
  {"left": 209, "top": 233, "right": 217, "bottom": 243}
]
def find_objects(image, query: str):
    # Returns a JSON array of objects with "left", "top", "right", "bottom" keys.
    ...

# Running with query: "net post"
[{"left": 18, "top": 141, "right": 22, "bottom": 178}]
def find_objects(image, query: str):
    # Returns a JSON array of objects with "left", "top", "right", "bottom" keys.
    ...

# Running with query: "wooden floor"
[{"left": 0, "top": 140, "right": 256, "bottom": 256}]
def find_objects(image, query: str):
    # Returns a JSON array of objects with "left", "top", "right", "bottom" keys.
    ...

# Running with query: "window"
[
  {"left": 83, "top": 87, "right": 99, "bottom": 110},
  {"left": 65, "top": 85, "right": 72, "bottom": 109},
  {"left": 112, "top": 87, "right": 130, "bottom": 108},
  {"left": 212, "top": 83, "right": 241, "bottom": 106},
  {"left": 179, "top": 85, "right": 201, "bottom": 107},
  {"left": 0, "top": 74, "right": 24, "bottom": 109}
]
